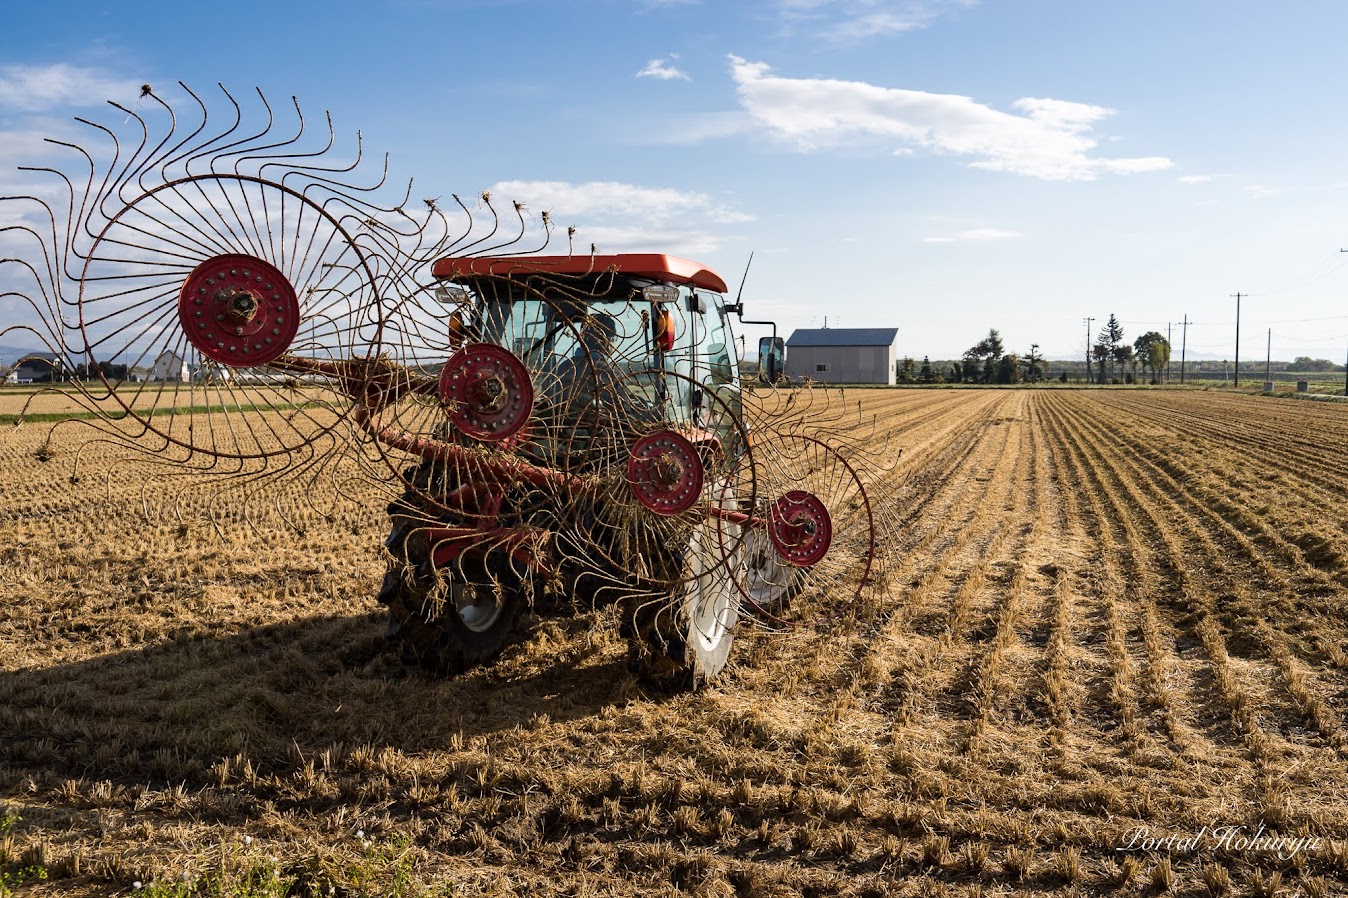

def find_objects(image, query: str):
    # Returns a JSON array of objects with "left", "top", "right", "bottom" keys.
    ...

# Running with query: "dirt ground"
[{"left": 1, "top": 388, "right": 1346, "bottom": 896}]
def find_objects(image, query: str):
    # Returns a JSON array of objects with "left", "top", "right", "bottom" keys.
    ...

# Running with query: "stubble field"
[{"left": 1, "top": 388, "right": 1347, "bottom": 897}]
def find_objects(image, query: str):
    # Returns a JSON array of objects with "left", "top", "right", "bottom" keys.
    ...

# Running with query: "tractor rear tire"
[
  {"left": 378, "top": 567, "right": 524, "bottom": 674},
  {"left": 624, "top": 521, "right": 739, "bottom": 689}
]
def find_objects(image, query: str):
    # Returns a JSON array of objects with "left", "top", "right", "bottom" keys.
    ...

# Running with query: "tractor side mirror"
[{"left": 757, "top": 336, "right": 784, "bottom": 384}]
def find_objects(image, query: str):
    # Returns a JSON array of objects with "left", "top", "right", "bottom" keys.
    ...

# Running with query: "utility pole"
[
  {"left": 1180, "top": 315, "right": 1190, "bottom": 384},
  {"left": 1265, "top": 328, "right": 1271, "bottom": 384},
  {"left": 1083, "top": 317, "right": 1094, "bottom": 384},
  {"left": 1231, "top": 292, "right": 1244, "bottom": 387}
]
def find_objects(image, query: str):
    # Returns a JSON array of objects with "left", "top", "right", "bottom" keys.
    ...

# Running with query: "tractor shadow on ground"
[{"left": 0, "top": 607, "right": 638, "bottom": 788}]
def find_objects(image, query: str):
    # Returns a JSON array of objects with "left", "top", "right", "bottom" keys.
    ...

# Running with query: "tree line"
[{"left": 895, "top": 316, "right": 1175, "bottom": 385}]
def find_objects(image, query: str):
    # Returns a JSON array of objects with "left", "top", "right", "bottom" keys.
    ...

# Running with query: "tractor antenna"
[{"left": 728, "top": 251, "right": 753, "bottom": 317}]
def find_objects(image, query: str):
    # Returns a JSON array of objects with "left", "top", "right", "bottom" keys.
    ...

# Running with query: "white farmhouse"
[{"left": 150, "top": 350, "right": 190, "bottom": 382}]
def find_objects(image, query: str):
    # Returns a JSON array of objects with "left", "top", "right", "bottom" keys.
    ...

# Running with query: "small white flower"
[
  {"left": 328, "top": 888, "right": 336, "bottom": 896},
  {"left": 132, "top": 883, "right": 143, "bottom": 890},
  {"left": 181, "top": 871, "right": 191, "bottom": 882},
  {"left": 355, "top": 829, "right": 364, "bottom": 839},
  {"left": 243, "top": 835, "right": 253, "bottom": 846}
]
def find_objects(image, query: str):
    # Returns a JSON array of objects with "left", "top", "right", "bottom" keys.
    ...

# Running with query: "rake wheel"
[
  {"left": 76, "top": 169, "right": 385, "bottom": 458},
  {"left": 735, "top": 433, "right": 876, "bottom": 618}
]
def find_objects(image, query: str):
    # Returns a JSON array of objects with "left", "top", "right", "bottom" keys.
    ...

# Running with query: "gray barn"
[{"left": 784, "top": 327, "right": 899, "bottom": 385}]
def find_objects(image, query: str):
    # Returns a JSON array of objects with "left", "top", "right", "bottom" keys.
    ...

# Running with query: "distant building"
[
  {"left": 10, "top": 351, "right": 65, "bottom": 384},
  {"left": 150, "top": 350, "right": 190, "bottom": 382},
  {"left": 785, "top": 327, "right": 899, "bottom": 385}
]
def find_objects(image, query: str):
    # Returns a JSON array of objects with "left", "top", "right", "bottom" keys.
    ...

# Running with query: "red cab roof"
[{"left": 430, "top": 253, "right": 728, "bottom": 294}]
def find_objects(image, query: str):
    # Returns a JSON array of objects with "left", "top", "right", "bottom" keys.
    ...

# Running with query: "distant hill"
[{"left": 0, "top": 344, "right": 47, "bottom": 365}]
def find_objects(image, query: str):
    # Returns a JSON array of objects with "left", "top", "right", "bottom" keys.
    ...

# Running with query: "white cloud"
[
  {"left": 489, "top": 179, "right": 751, "bottom": 224},
  {"left": 772, "top": 0, "right": 974, "bottom": 42},
  {"left": 1178, "top": 174, "right": 1213, "bottom": 184},
  {"left": 728, "top": 56, "right": 1173, "bottom": 181},
  {"left": 1246, "top": 184, "right": 1284, "bottom": 199},
  {"left": 637, "top": 55, "right": 691, "bottom": 82},
  {"left": 922, "top": 228, "right": 1022, "bottom": 244},
  {"left": 483, "top": 179, "right": 752, "bottom": 255},
  {"left": 0, "top": 63, "right": 145, "bottom": 113}
]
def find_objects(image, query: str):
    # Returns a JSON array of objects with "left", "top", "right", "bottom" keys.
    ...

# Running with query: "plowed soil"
[{"left": 2, "top": 389, "right": 1346, "bottom": 897}]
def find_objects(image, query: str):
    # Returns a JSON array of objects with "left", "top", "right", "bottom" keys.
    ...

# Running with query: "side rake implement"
[{"left": 1, "top": 84, "right": 898, "bottom": 688}]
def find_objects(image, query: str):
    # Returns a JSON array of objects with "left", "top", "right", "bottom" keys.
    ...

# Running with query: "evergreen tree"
[
  {"left": 1023, "top": 343, "right": 1044, "bottom": 383},
  {"left": 964, "top": 329, "right": 1005, "bottom": 384},
  {"left": 1097, "top": 315, "right": 1125, "bottom": 382},
  {"left": 919, "top": 355, "right": 935, "bottom": 383}
]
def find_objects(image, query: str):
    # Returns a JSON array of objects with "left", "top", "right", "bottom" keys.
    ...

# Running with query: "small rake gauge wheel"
[
  {"left": 377, "top": 553, "right": 526, "bottom": 675},
  {"left": 626, "top": 429, "right": 705, "bottom": 516},
  {"left": 439, "top": 343, "right": 535, "bottom": 442}
]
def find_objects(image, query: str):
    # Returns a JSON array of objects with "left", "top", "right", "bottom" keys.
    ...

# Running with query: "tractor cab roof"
[{"left": 431, "top": 253, "right": 729, "bottom": 294}]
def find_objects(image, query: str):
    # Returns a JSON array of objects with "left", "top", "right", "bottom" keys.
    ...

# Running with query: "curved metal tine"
[
  {"left": 135, "top": 86, "right": 194, "bottom": 193},
  {"left": 472, "top": 198, "right": 532, "bottom": 257},
  {"left": 204, "top": 86, "right": 282, "bottom": 172},
  {"left": 19, "top": 140, "right": 97, "bottom": 302},
  {"left": 83, "top": 98, "right": 153, "bottom": 219},
  {"left": 182, "top": 83, "right": 246, "bottom": 179},
  {"left": 274, "top": 118, "right": 389, "bottom": 197},
  {"left": 153, "top": 83, "right": 219, "bottom": 180},
  {"left": 449, "top": 191, "right": 504, "bottom": 259},
  {"left": 1, "top": 223, "right": 71, "bottom": 342},
  {"left": 51, "top": 119, "right": 123, "bottom": 264}
]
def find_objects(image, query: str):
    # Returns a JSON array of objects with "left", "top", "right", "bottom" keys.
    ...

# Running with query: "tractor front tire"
[{"left": 624, "top": 522, "right": 739, "bottom": 689}]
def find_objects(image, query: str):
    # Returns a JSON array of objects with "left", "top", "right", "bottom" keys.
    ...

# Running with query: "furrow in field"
[
  {"left": 1044, "top": 392, "right": 1348, "bottom": 833},
  {"left": 1097, "top": 394, "right": 1348, "bottom": 598},
  {"left": 1067, "top": 393, "right": 1348, "bottom": 752},
  {"left": 781, "top": 394, "right": 1026, "bottom": 733},
  {"left": 1034, "top": 394, "right": 1166, "bottom": 761}
]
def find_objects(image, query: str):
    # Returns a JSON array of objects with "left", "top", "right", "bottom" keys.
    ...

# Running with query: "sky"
[{"left": 3, "top": 0, "right": 1348, "bottom": 363}]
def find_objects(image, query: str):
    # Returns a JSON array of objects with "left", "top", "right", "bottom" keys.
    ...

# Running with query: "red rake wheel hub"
[
  {"left": 439, "top": 343, "right": 534, "bottom": 441},
  {"left": 178, "top": 253, "right": 300, "bottom": 367},
  {"left": 768, "top": 490, "right": 832, "bottom": 567},
  {"left": 627, "top": 430, "right": 705, "bottom": 516}
]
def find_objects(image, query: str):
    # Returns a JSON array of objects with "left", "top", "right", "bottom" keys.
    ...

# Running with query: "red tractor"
[{"left": 374, "top": 253, "right": 806, "bottom": 686}]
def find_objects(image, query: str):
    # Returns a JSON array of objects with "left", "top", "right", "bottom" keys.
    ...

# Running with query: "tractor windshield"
[
  {"left": 478, "top": 294, "right": 654, "bottom": 374},
  {"left": 474, "top": 285, "right": 662, "bottom": 419}
]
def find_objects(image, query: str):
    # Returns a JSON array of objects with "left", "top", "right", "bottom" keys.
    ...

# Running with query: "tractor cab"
[{"left": 430, "top": 253, "right": 744, "bottom": 455}]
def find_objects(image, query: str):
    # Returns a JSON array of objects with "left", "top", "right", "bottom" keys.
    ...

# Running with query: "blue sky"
[{"left": 4, "top": 0, "right": 1348, "bottom": 363}]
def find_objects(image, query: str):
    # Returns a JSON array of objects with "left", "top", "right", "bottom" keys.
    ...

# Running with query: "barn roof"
[{"left": 786, "top": 327, "right": 898, "bottom": 348}]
